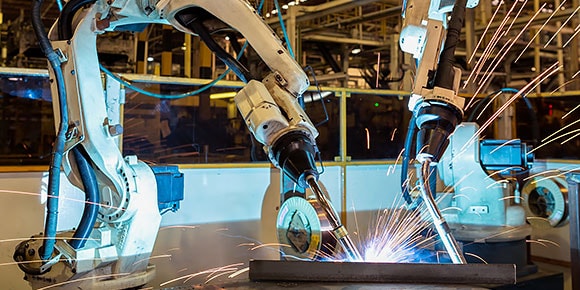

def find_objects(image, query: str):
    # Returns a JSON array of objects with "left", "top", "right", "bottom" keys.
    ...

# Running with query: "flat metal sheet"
[{"left": 249, "top": 260, "right": 516, "bottom": 285}]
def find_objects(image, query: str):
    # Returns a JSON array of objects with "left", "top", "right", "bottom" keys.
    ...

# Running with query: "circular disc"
[
  {"left": 276, "top": 196, "right": 336, "bottom": 260},
  {"left": 522, "top": 176, "right": 568, "bottom": 228}
]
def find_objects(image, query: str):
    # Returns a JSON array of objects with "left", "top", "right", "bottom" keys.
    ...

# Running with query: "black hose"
[
  {"left": 433, "top": 0, "right": 467, "bottom": 90},
  {"left": 57, "top": 0, "right": 97, "bottom": 40},
  {"left": 175, "top": 9, "right": 253, "bottom": 83},
  {"left": 32, "top": 0, "right": 69, "bottom": 261},
  {"left": 70, "top": 147, "right": 100, "bottom": 249},
  {"left": 401, "top": 112, "right": 417, "bottom": 205}
]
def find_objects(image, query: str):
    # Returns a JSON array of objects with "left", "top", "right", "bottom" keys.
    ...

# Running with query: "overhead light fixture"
[
  {"left": 147, "top": 56, "right": 154, "bottom": 62},
  {"left": 225, "top": 36, "right": 230, "bottom": 41},
  {"left": 282, "top": 4, "right": 289, "bottom": 9},
  {"left": 351, "top": 48, "right": 362, "bottom": 55}
]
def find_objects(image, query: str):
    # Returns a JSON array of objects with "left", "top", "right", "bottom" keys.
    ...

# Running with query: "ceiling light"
[
  {"left": 351, "top": 48, "right": 362, "bottom": 55},
  {"left": 147, "top": 56, "right": 154, "bottom": 62},
  {"left": 210, "top": 92, "right": 237, "bottom": 99}
]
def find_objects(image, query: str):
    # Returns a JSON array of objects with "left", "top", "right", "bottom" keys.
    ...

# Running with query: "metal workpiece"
[
  {"left": 248, "top": 260, "right": 517, "bottom": 285},
  {"left": 306, "top": 175, "right": 362, "bottom": 261},
  {"left": 420, "top": 160, "right": 466, "bottom": 264}
]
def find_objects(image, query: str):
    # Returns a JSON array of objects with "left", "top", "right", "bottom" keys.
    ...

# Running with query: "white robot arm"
[
  {"left": 14, "top": 0, "right": 336, "bottom": 288},
  {"left": 399, "top": 0, "right": 478, "bottom": 264}
]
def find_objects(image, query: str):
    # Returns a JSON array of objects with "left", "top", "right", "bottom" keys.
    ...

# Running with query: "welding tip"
[{"left": 306, "top": 175, "right": 363, "bottom": 262}]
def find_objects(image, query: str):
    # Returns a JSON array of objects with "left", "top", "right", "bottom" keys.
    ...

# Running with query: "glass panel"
[
  {"left": 465, "top": 96, "right": 580, "bottom": 159},
  {"left": 302, "top": 90, "right": 340, "bottom": 161},
  {"left": 528, "top": 97, "right": 580, "bottom": 159},
  {"left": 347, "top": 93, "right": 407, "bottom": 160},
  {"left": 0, "top": 74, "right": 53, "bottom": 165},
  {"left": 122, "top": 83, "right": 257, "bottom": 164}
]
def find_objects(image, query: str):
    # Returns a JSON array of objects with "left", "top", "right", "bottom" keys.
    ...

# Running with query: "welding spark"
[
  {"left": 526, "top": 239, "right": 549, "bottom": 247},
  {"left": 0, "top": 236, "right": 99, "bottom": 244},
  {"left": 563, "top": 23, "right": 580, "bottom": 47},
  {"left": 250, "top": 243, "right": 292, "bottom": 251},
  {"left": 537, "top": 239, "right": 561, "bottom": 247},
  {"left": 37, "top": 273, "right": 131, "bottom": 290},
  {"left": 467, "top": 0, "right": 504, "bottom": 65},
  {"left": 515, "top": 0, "right": 568, "bottom": 63},
  {"left": 489, "top": 139, "right": 520, "bottom": 155},
  {"left": 132, "top": 254, "right": 172, "bottom": 267},
  {"left": 475, "top": 91, "right": 503, "bottom": 120},
  {"left": 463, "top": 63, "right": 562, "bottom": 152},
  {"left": 524, "top": 170, "right": 561, "bottom": 181},
  {"left": 499, "top": 196, "right": 525, "bottom": 202},
  {"left": 531, "top": 174, "right": 565, "bottom": 185},
  {"left": 358, "top": 203, "right": 438, "bottom": 263},
  {"left": 159, "top": 225, "right": 198, "bottom": 231},
  {"left": 551, "top": 78, "right": 580, "bottom": 95},
  {"left": 561, "top": 132, "right": 580, "bottom": 145},
  {"left": 464, "top": 252, "right": 488, "bottom": 264},
  {"left": 160, "top": 263, "right": 244, "bottom": 287},
  {"left": 388, "top": 149, "right": 406, "bottom": 176},
  {"left": 228, "top": 267, "right": 250, "bottom": 278},
  {"left": 527, "top": 216, "right": 551, "bottom": 223},
  {"left": 544, "top": 5, "right": 580, "bottom": 48},
  {"left": 237, "top": 243, "right": 256, "bottom": 247},
  {"left": 0, "top": 189, "right": 123, "bottom": 211},
  {"left": 205, "top": 269, "right": 238, "bottom": 284},
  {"left": 530, "top": 128, "right": 580, "bottom": 154}
]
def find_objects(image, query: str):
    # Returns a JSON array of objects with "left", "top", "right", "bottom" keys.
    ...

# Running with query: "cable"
[
  {"left": 401, "top": 112, "right": 417, "bottom": 205},
  {"left": 56, "top": 0, "right": 63, "bottom": 11},
  {"left": 33, "top": 0, "right": 69, "bottom": 262},
  {"left": 273, "top": 0, "right": 295, "bottom": 58},
  {"left": 433, "top": 0, "right": 466, "bottom": 90},
  {"left": 100, "top": 65, "right": 231, "bottom": 99},
  {"left": 70, "top": 146, "right": 100, "bottom": 249},
  {"left": 100, "top": 41, "right": 249, "bottom": 99},
  {"left": 57, "top": 0, "right": 97, "bottom": 40}
]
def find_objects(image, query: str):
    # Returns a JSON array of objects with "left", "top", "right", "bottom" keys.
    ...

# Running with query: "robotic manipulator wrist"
[
  {"left": 412, "top": 85, "right": 465, "bottom": 164},
  {"left": 235, "top": 73, "right": 320, "bottom": 188}
]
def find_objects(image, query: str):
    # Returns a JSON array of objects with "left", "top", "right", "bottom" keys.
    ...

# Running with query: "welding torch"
[{"left": 306, "top": 175, "right": 362, "bottom": 261}]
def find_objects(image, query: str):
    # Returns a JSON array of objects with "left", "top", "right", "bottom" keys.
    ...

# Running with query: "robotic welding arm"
[{"left": 400, "top": 0, "right": 478, "bottom": 264}]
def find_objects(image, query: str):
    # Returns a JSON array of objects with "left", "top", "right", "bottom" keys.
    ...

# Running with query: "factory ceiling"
[{"left": 0, "top": 0, "right": 578, "bottom": 91}]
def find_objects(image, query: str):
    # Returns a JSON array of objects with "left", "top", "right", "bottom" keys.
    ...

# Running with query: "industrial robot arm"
[
  {"left": 14, "top": 1, "right": 358, "bottom": 288},
  {"left": 400, "top": 0, "right": 478, "bottom": 264}
]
